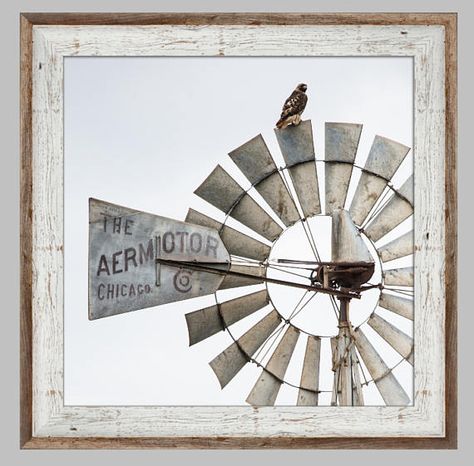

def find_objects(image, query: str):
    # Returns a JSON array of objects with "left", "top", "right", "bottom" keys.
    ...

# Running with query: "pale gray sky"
[{"left": 64, "top": 56, "right": 413, "bottom": 405}]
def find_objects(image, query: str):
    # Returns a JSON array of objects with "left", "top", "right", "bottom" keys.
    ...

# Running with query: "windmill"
[{"left": 89, "top": 120, "right": 414, "bottom": 406}]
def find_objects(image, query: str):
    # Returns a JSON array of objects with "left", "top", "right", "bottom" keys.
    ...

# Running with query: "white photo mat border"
[{"left": 31, "top": 25, "right": 445, "bottom": 438}]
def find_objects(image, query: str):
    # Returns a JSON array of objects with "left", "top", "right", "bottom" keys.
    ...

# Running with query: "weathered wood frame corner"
[{"left": 20, "top": 12, "right": 457, "bottom": 449}]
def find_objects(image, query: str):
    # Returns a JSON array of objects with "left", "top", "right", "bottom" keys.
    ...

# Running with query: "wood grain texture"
[
  {"left": 19, "top": 13, "right": 457, "bottom": 449},
  {"left": 32, "top": 23, "right": 65, "bottom": 437},
  {"left": 20, "top": 435, "right": 456, "bottom": 450},
  {"left": 20, "top": 14, "right": 33, "bottom": 449},
  {"left": 20, "top": 12, "right": 456, "bottom": 26},
  {"left": 443, "top": 13, "right": 458, "bottom": 450}
]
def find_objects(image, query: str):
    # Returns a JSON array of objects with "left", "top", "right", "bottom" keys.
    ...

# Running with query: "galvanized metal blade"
[
  {"left": 194, "top": 165, "right": 282, "bottom": 241},
  {"left": 209, "top": 310, "right": 281, "bottom": 388},
  {"left": 349, "top": 136, "right": 410, "bottom": 226},
  {"left": 185, "top": 209, "right": 270, "bottom": 262},
  {"left": 379, "top": 292, "right": 414, "bottom": 320},
  {"left": 218, "top": 264, "right": 266, "bottom": 290},
  {"left": 246, "top": 326, "right": 300, "bottom": 406},
  {"left": 88, "top": 198, "right": 229, "bottom": 320},
  {"left": 332, "top": 209, "right": 373, "bottom": 263},
  {"left": 297, "top": 335, "right": 321, "bottom": 406},
  {"left": 365, "top": 176, "right": 414, "bottom": 242},
  {"left": 253, "top": 174, "right": 300, "bottom": 226},
  {"left": 365, "top": 135, "right": 411, "bottom": 180},
  {"left": 326, "top": 163, "right": 353, "bottom": 215},
  {"left": 230, "top": 195, "right": 283, "bottom": 241},
  {"left": 229, "top": 135, "right": 299, "bottom": 226},
  {"left": 275, "top": 120, "right": 321, "bottom": 217},
  {"left": 185, "top": 289, "right": 269, "bottom": 346},
  {"left": 384, "top": 267, "right": 414, "bottom": 287},
  {"left": 349, "top": 172, "right": 388, "bottom": 226},
  {"left": 353, "top": 328, "right": 410, "bottom": 405},
  {"left": 325, "top": 122, "right": 363, "bottom": 214},
  {"left": 286, "top": 162, "right": 321, "bottom": 218},
  {"left": 377, "top": 231, "right": 413, "bottom": 263},
  {"left": 368, "top": 313, "right": 413, "bottom": 364}
]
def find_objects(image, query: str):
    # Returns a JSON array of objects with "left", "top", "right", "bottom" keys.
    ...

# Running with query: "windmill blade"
[
  {"left": 209, "top": 310, "right": 281, "bottom": 388},
  {"left": 229, "top": 135, "right": 299, "bottom": 226},
  {"left": 384, "top": 267, "right": 414, "bottom": 287},
  {"left": 326, "top": 163, "right": 353, "bottom": 215},
  {"left": 186, "top": 209, "right": 270, "bottom": 262},
  {"left": 297, "top": 335, "right": 321, "bottom": 406},
  {"left": 353, "top": 328, "right": 410, "bottom": 405},
  {"left": 368, "top": 313, "right": 414, "bottom": 364},
  {"left": 194, "top": 165, "right": 282, "bottom": 241},
  {"left": 332, "top": 209, "right": 373, "bottom": 263},
  {"left": 246, "top": 326, "right": 300, "bottom": 406},
  {"left": 286, "top": 162, "right": 320, "bottom": 217},
  {"left": 349, "top": 136, "right": 410, "bottom": 225},
  {"left": 88, "top": 198, "right": 229, "bottom": 320},
  {"left": 364, "top": 176, "right": 414, "bottom": 242},
  {"left": 349, "top": 173, "right": 387, "bottom": 226},
  {"left": 218, "top": 264, "right": 266, "bottom": 290},
  {"left": 185, "top": 290, "right": 269, "bottom": 346},
  {"left": 377, "top": 231, "right": 413, "bottom": 263},
  {"left": 365, "top": 136, "right": 411, "bottom": 180},
  {"left": 274, "top": 120, "right": 321, "bottom": 217},
  {"left": 379, "top": 292, "right": 414, "bottom": 320},
  {"left": 325, "top": 122, "right": 363, "bottom": 214}
]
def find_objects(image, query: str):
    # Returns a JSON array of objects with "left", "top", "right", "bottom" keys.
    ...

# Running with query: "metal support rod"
[
  {"left": 338, "top": 297, "right": 350, "bottom": 323},
  {"left": 331, "top": 296, "right": 364, "bottom": 406},
  {"left": 157, "top": 259, "right": 359, "bottom": 299}
]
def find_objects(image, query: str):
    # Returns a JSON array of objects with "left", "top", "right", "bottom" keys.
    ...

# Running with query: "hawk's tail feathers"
[{"left": 275, "top": 118, "right": 286, "bottom": 129}]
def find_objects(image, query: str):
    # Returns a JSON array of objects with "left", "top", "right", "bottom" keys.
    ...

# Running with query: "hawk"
[{"left": 275, "top": 83, "right": 308, "bottom": 129}]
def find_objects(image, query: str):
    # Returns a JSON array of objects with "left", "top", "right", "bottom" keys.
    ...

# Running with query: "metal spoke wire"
[
  {"left": 253, "top": 323, "right": 286, "bottom": 363},
  {"left": 329, "top": 295, "right": 340, "bottom": 321},
  {"left": 360, "top": 185, "right": 396, "bottom": 230},
  {"left": 267, "top": 261, "right": 316, "bottom": 271},
  {"left": 266, "top": 263, "right": 311, "bottom": 281},
  {"left": 382, "top": 286, "right": 414, "bottom": 297},
  {"left": 286, "top": 290, "right": 318, "bottom": 322},
  {"left": 302, "top": 215, "right": 322, "bottom": 262},
  {"left": 254, "top": 290, "right": 308, "bottom": 361}
]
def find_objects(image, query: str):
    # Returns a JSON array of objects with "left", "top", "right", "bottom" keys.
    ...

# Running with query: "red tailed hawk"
[{"left": 276, "top": 83, "right": 308, "bottom": 129}]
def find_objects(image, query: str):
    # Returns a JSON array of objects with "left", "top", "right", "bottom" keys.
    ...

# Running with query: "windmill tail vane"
[{"left": 88, "top": 119, "right": 414, "bottom": 407}]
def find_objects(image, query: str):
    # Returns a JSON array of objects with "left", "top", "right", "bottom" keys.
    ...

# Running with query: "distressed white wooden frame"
[{"left": 32, "top": 25, "right": 445, "bottom": 438}]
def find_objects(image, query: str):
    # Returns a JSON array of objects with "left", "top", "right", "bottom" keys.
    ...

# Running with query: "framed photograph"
[{"left": 20, "top": 13, "right": 457, "bottom": 449}]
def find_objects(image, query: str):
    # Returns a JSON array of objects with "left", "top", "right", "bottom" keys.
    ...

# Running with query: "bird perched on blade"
[{"left": 275, "top": 83, "right": 308, "bottom": 129}]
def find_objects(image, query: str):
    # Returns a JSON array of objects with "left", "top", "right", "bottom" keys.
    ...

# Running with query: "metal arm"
[{"left": 156, "top": 259, "right": 360, "bottom": 300}]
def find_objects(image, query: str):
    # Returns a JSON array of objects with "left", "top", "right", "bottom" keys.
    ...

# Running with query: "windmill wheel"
[{"left": 185, "top": 121, "right": 414, "bottom": 407}]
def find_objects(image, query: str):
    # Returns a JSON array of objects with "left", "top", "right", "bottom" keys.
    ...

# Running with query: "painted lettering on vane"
[
  {"left": 100, "top": 214, "right": 134, "bottom": 235},
  {"left": 97, "top": 282, "right": 152, "bottom": 300},
  {"left": 155, "top": 231, "right": 218, "bottom": 257},
  {"left": 173, "top": 269, "right": 193, "bottom": 293},
  {"left": 96, "top": 238, "right": 155, "bottom": 277},
  {"left": 96, "top": 231, "right": 220, "bottom": 277}
]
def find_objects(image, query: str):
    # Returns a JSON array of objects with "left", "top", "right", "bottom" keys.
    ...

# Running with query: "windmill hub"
[
  {"left": 311, "top": 262, "right": 376, "bottom": 290},
  {"left": 267, "top": 215, "right": 381, "bottom": 336}
]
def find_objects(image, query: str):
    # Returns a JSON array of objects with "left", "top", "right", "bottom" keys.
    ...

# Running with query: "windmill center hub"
[{"left": 267, "top": 216, "right": 382, "bottom": 336}]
